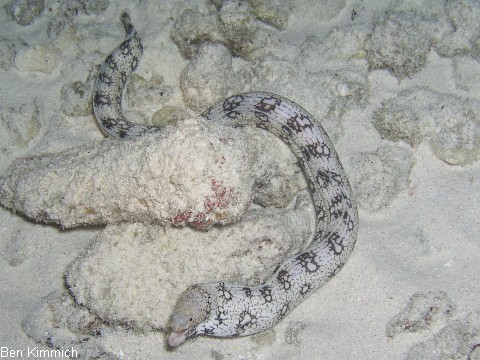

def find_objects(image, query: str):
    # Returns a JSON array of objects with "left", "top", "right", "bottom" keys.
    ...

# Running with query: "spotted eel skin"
[{"left": 93, "top": 12, "right": 358, "bottom": 347}]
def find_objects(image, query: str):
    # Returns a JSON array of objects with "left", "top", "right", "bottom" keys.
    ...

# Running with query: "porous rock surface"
[
  {"left": 66, "top": 198, "right": 313, "bottom": 330},
  {"left": 0, "top": 117, "right": 253, "bottom": 229}
]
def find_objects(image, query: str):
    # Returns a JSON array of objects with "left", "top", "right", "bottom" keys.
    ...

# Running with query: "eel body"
[{"left": 93, "top": 12, "right": 358, "bottom": 347}]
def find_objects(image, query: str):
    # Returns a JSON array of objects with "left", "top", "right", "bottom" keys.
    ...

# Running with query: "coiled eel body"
[{"left": 93, "top": 12, "right": 358, "bottom": 347}]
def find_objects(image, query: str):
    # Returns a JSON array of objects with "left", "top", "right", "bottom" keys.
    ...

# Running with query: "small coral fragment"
[
  {"left": 4, "top": 0, "right": 45, "bottom": 26},
  {"left": 373, "top": 87, "right": 480, "bottom": 165},
  {"left": 406, "top": 312, "right": 480, "bottom": 360},
  {"left": 386, "top": 290, "right": 456, "bottom": 338}
]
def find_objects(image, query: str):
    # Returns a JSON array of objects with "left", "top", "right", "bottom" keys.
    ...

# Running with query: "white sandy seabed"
[{"left": 1, "top": 0, "right": 480, "bottom": 359}]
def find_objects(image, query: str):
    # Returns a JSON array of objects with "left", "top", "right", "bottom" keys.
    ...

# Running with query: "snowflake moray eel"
[{"left": 93, "top": 12, "right": 358, "bottom": 347}]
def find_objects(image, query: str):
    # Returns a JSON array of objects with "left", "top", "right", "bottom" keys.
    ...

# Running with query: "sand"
[{"left": 1, "top": 0, "right": 480, "bottom": 359}]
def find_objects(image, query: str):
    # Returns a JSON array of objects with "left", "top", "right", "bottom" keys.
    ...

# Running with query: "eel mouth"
[{"left": 167, "top": 330, "right": 187, "bottom": 347}]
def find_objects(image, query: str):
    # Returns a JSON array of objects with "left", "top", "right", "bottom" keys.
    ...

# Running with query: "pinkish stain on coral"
[{"left": 171, "top": 179, "right": 241, "bottom": 230}]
